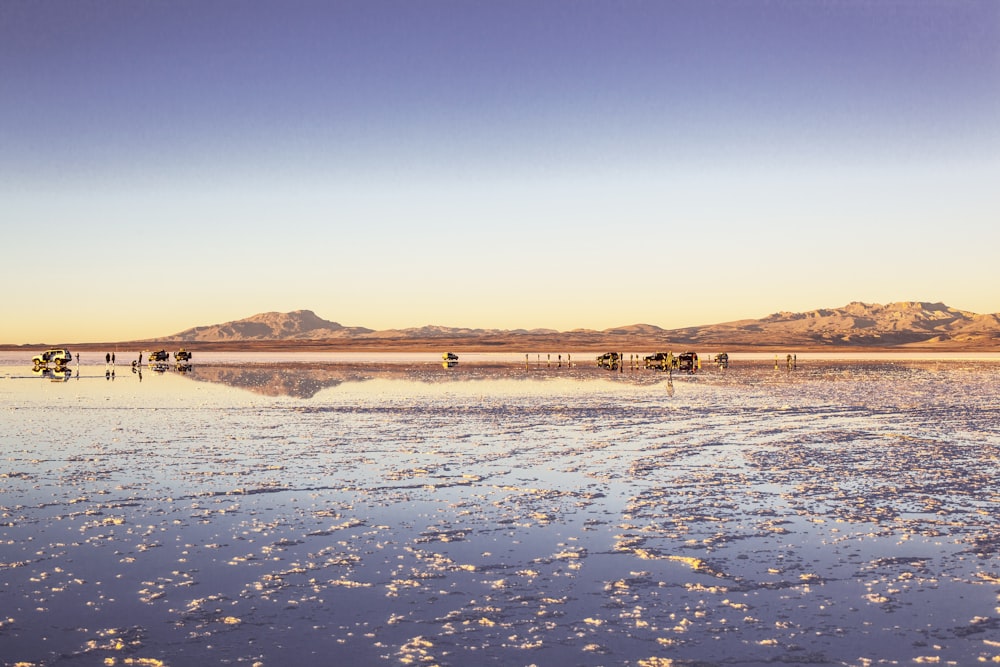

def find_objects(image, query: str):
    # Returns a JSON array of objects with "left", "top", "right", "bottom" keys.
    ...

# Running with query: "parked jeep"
[
  {"left": 676, "top": 352, "right": 700, "bottom": 373},
  {"left": 32, "top": 348, "right": 73, "bottom": 366},
  {"left": 643, "top": 352, "right": 673, "bottom": 368},
  {"left": 596, "top": 352, "right": 621, "bottom": 367}
]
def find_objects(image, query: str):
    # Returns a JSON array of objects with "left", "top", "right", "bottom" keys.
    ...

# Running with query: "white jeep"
[{"left": 32, "top": 348, "right": 73, "bottom": 366}]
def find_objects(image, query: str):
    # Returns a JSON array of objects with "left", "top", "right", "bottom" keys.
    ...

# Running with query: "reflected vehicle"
[
  {"left": 175, "top": 363, "right": 193, "bottom": 373},
  {"left": 31, "top": 366, "right": 73, "bottom": 381},
  {"left": 442, "top": 360, "right": 458, "bottom": 369},
  {"left": 174, "top": 349, "right": 193, "bottom": 362},
  {"left": 146, "top": 350, "right": 169, "bottom": 362},
  {"left": 32, "top": 348, "right": 73, "bottom": 367},
  {"left": 442, "top": 352, "right": 458, "bottom": 362},
  {"left": 596, "top": 352, "right": 621, "bottom": 369}
]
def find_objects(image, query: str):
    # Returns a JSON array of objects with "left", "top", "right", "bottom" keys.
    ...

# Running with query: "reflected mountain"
[
  {"left": 173, "top": 361, "right": 608, "bottom": 398},
  {"left": 180, "top": 364, "right": 372, "bottom": 398}
]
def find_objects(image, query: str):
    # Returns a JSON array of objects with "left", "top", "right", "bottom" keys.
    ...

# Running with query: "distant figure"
[
  {"left": 105, "top": 352, "right": 110, "bottom": 365},
  {"left": 138, "top": 352, "right": 143, "bottom": 364},
  {"left": 111, "top": 352, "right": 115, "bottom": 365},
  {"left": 75, "top": 353, "right": 80, "bottom": 364},
  {"left": 786, "top": 354, "right": 793, "bottom": 370}
]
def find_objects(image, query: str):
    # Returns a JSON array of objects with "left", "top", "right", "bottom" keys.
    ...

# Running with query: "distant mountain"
[
  {"left": 672, "top": 301, "right": 1000, "bottom": 348},
  {"left": 166, "top": 310, "right": 374, "bottom": 341},
  {"left": 370, "top": 325, "right": 560, "bottom": 339},
  {"left": 155, "top": 302, "right": 1000, "bottom": 350}
]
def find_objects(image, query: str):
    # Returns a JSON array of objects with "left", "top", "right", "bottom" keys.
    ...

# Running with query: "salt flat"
[{"left": 1, "top": 354, "right": 999, "bottom": 666}]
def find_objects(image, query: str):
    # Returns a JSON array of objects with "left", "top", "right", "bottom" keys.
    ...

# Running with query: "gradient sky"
[{"left": 2, "top": 1, "right": 998, "bottom": 344}]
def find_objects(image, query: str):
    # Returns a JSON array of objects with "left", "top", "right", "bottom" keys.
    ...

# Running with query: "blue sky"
[{"left": 2, "top": 1, "right": 998, "bottom": 343}]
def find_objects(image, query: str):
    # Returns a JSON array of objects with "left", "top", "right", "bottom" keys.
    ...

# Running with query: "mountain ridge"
[{"left": 154, "top": 301, "right": 1000, "bottom": 350}]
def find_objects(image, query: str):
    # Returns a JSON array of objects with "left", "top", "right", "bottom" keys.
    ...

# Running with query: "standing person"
[
  {"left": 111, "top": 352, "right": 115, "bottom": 365},
  {"left": 138, "top": 352, "right": 143, "bottom": 364},
  {"left": 105, "top": 352, "right": 110, "bottom": 365}
]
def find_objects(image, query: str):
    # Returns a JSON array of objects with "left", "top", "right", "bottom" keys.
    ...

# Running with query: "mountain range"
[{"left": 156, "top": 301, "right": 1000, "bottom": 351}]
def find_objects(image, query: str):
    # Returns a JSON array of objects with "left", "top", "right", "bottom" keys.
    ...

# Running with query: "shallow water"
[{"left": 2, "top": 354, "right": 999, "bottom": 666}]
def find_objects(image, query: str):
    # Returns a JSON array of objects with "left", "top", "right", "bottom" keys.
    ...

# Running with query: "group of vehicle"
[
  {"left": 596, "top": 351, "right": 729, "bottom": 373},
  {"left": 30, "top": 348, "right": 193, "bottom": 371},
  {"left": 140, "top": 349, "right": 193, "bottom": 372}
]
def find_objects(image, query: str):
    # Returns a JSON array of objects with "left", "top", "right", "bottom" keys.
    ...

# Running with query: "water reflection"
[
  {"left": 173, "top": 361, "right": 659, "bottom": 398},
  {"left": 182, "top": 364, "right": 370, "bottom": 398},
  {"left": 30, "top": 366, "right": 74, "bottom": 382}
]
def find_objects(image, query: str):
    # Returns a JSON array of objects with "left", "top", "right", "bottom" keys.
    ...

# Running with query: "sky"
[{"left": 2, "top": 0, "right": 998, "bottom": 344}]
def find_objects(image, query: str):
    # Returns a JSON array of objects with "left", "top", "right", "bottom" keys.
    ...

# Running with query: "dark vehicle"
[
  {"left": 175, "top": 349, "right": 193, "bottom": 362},
  {"left": 596, "top": 352, "right": 621, "bottom": 368},
  {"left": 644, "top": 352, "right": 673, "bottom": 369},
  {"left": 676, "top": 352, "right": 700, "bottom": 373},
  {"left": 146, "top": 350, "right": 169, "bottom": 362},
  {"left": 442, "top": 352, "right": 458, "bottom": 361}
]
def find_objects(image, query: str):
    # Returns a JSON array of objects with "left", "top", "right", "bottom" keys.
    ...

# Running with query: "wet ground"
[{"left": 1, "top": 354, "right": 999, "bottom": 666}]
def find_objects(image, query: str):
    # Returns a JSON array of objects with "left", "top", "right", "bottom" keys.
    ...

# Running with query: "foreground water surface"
[{"left": 1, "top": 353, "right": 999, "bottom": 666}]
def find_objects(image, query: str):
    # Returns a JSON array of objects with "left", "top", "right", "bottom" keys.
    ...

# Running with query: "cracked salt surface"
[{"left": 1, "top": 353, "right": 999, "bottom": 666}]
